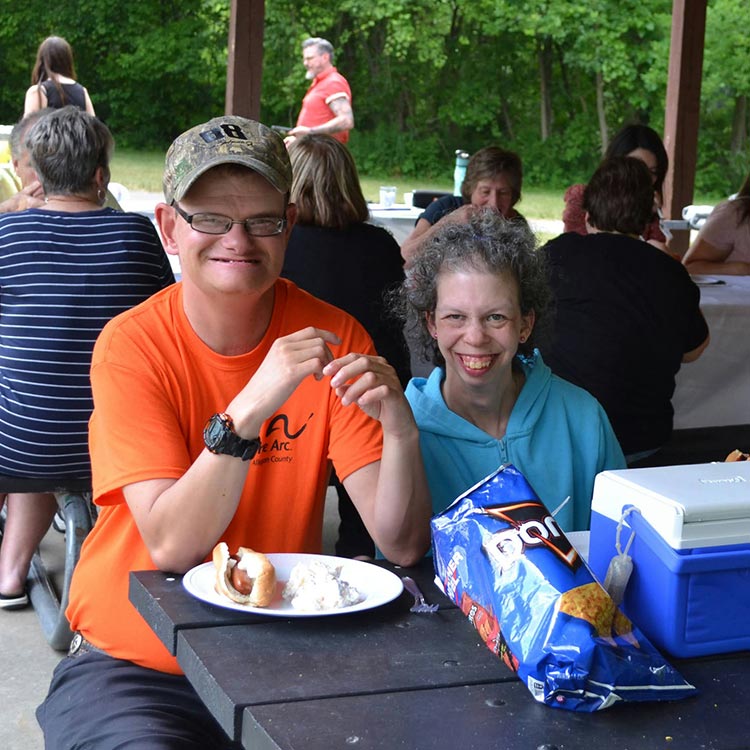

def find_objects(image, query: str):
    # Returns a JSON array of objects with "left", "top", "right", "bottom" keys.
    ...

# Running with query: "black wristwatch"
[{"left": 203, "top": 413, "right": 260, "bottom": 461}]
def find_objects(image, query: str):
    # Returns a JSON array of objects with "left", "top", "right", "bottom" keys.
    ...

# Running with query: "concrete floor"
[
  {"left": 1, "top": 526, "right": 67, "bottom": 750},
  {"left": 1, "top": 487, "right": 341, "bottom": 750}
]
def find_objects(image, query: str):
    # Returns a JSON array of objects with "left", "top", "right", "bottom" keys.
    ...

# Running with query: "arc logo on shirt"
[{"left": 254, "top": 412, "right": 313, "bottom": 464}]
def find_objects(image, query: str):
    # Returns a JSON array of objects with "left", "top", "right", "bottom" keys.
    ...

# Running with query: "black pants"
[{"left": 37, "top": 651, "right": 242, "bottom": 749}]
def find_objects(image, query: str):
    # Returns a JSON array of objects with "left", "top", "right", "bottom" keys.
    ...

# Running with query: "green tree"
[
  {"left": 0, "top": 0, "right": 741, "bottom": 195},
  {"left": 0, "top": 0, "right": 228, "bottom": 148},
  {"left": 697, "top": 0, "right": 750, "bottom": 193}
]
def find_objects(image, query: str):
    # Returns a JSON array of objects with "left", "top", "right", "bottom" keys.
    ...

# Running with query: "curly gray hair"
[{"left": 395, "top": 209, "right": 551, "bottom": 367}]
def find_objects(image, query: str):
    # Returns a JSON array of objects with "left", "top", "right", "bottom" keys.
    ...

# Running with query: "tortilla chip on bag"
[{"left": 431, "top": 464, "right": 696, "bottom": 712}]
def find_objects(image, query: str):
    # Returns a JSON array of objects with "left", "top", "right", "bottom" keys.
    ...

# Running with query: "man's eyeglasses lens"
[{"left": 174, "top": 205, "right": 286, "bottom": 237}]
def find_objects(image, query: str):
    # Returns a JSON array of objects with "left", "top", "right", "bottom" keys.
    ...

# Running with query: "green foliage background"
[{"left": 0, "top": 0, "right": 745, "bottom": 196}]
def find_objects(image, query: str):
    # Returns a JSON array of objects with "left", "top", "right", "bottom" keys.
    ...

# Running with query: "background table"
[
  {"left": 367, "top": 204, "right": 565, "bottom": 246},
  {"left": 130, "top": 558, "right": 750, "bottom": 750},
  {"left": 672, "top": 275, "right": 750, "bottom": 429},
  {"left": 367, "top": 204, "right": 422, "bottom": 244}
]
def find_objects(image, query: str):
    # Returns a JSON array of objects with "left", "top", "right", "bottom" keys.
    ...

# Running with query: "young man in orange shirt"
[{"left": 37, "top": 116, "right": 429, "bottom": 748}]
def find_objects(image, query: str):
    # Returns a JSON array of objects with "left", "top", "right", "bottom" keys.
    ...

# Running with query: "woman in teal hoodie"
[{"left": 399, "top": 209, "right": 625, "bottom": 531}]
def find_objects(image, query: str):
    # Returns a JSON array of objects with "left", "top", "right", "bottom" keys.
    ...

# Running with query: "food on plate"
[
  {"left": 726, "top": 449, "right": 749, "bottom": 462},
  {"left": 282, "top": 559, "right": 362, "bottom": 611},
  {"left": 431, "top": 463, "right": 696, "bottom": 711},
  {"left": 212, "top": 542, "right": 276, "bottom": 607}
]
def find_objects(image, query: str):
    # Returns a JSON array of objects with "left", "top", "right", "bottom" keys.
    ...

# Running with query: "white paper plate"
[{"left": 182, "top": 552, "right": 403, "bottom": 617}]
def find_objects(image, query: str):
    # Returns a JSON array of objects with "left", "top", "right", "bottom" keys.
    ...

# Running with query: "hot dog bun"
[
  {"left": 212, "top": 542, "right": 277, "bottom": 607},
  {"left": 726, "top": 449, "right": 749, "bottom": 462}
]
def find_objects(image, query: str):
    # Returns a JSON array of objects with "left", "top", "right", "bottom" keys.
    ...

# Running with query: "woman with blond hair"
[
  {"left": 282, "top": 134, "right": 410, "bottom": 558},
  {"left": 23, "top": 36, "right": 95, "bottom": 117}
]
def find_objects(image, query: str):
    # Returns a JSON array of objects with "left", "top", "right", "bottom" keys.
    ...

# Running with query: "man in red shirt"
[{"left": 287, "top": 37, "right": 354, "bottom": 144}]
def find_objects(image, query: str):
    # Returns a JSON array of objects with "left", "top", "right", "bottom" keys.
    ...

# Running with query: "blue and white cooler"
[{"left": 589, "top": 461, "right": 750, "bottom": 658}]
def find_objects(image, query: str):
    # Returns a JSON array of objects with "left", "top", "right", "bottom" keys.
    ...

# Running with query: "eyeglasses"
[{"left": 173, "top": 204, "right": 287, "bottom": 237}]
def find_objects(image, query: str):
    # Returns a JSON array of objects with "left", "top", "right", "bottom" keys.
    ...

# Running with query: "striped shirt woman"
[{"left": 0, "top": 207, "right": 173, "bottom": 477}]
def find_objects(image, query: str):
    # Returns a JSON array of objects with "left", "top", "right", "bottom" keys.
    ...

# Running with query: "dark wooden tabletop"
[{"left": 130, "top": 559, "right": 750, "bottom": 750}]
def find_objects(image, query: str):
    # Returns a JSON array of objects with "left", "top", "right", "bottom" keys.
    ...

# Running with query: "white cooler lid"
[{"left": 592, "top": 462, "right": 750, "bottom": 549}]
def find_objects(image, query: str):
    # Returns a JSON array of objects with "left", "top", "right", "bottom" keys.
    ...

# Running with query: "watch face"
[
  {"left": 204, "top": 414, "right": 259, "bottom": 460},
  {"left": 204, "top": 415, "right": 229, "bottom": 449}
]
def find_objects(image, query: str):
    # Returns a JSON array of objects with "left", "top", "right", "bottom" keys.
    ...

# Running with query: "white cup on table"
[{"left": 379, "top": 186, "right": 397, "bottom": 208}]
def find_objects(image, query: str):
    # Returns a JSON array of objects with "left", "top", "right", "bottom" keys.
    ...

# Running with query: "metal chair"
[{"left": 0, "top": 476, "right": 94, "bottom": 650}]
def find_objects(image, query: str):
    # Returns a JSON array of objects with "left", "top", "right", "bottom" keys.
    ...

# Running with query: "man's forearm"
[{"left": 309, "top": 113, "right": 353, "bottom": 135}]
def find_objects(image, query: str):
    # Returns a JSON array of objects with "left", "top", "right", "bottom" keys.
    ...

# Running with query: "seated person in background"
[
  {"left": 401, "top": 146, "right": 526, "bottom": 264},
  {"left": 0, "top": 109, "right": 122, "bottom": 214},
  {"left": 0, "top": 106, "right": 174, "bottom": 610},
  {"left": 563, "top": 123, "right": 670, "bottom": 251},
  {"left": 683, "top": 171, "right": 750, "bottom": 275},
  {"left": 541, "top": 157, "right": 710, "bottom": 464},
  {"left": 37, "top": 116, "right": 430, "bottom": 748},
  {"left": 282, "top": 133, "right": 411, "bottom": 558},
  {"left": 0, "top": 110, "right": 46, "bottom": 213},
  {"left": 397, "top": 208, "right": 625, "bottom": 531}
]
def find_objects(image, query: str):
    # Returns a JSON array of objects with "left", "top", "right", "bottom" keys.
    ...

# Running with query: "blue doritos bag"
[{"left": 431, "top": 464, "right": 696, "bottom": 711}]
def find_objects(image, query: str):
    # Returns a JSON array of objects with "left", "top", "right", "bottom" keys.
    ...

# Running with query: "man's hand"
[
  {"left": 324, "top": 353, "right": 416, "bottom": 439},
  {"left": 229, "top": 327, "right": 341, "bottom": 437}
]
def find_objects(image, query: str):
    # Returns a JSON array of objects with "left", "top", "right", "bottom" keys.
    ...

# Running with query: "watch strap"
[{"left": 204, "top": 413, "right": 260, "bottom": 461}]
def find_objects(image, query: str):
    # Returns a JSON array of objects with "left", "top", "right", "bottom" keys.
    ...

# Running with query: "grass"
[
  {"left": 110, "top": 149, "right": 719, "bottom": 221},
  {"left": 110, "top": 150, "right": 166, "bottom": 193}
]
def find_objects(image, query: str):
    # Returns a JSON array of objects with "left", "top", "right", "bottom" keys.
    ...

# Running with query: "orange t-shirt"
[{"left": 67, "top": 279, "right": 383, "bottom": 673}]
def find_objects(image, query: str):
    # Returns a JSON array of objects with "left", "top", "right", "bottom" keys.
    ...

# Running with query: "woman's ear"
[
  {"left": 94, "top": 165, "right": 109, "bottom": 202},
  {"left": 519, "top": 309, "right": 535, "bottom": 344},
  {"left": 426, "top": 311, "right": 438, "bottom": 340}
]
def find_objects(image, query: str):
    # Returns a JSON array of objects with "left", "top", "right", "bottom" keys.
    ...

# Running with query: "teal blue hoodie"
[{"left": 406, "top": 351, "right": 625, "bottom": 531}]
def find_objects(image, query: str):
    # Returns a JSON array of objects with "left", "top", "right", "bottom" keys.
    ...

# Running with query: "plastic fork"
[{"left": 402, "top": 576, "right": 439, "bottom": 613}]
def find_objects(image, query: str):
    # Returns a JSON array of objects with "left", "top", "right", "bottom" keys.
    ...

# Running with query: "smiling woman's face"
[
  {"left": 469, "top": 175, "right": 515, "bottom": 217},
  {"left": 427, "top": 267, "right": 534, "bottom": 397}
]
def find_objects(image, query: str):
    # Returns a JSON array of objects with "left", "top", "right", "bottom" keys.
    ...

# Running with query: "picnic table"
[
  {"left": 130, "top": 556, "right": 750, "bottom": 750},
  {"left": 672, "top": 274, "right": 750, "bottom": 429}
]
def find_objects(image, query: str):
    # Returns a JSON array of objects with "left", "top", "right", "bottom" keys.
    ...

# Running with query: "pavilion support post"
[
  {"left": 662, "top": 0, "right": 707, "bottom": 255},
  {"left": 225, "top": 0, "right": 265, "bottom": 119}
]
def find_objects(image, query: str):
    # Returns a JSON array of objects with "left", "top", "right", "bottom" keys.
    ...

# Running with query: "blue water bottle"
[{"left": 454, "top": 149, "right": 469, "bottom": 195}]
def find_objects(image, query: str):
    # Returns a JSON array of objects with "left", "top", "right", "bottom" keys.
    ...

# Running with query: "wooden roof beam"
[
  {"left": 225, "top": 0, "right": 265, "bottom": 119},
  {"left": 662, "top": 0, "right": 707, "bottom": 254}
]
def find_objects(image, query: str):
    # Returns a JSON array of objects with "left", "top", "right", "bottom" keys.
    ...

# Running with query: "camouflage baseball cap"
[{"left": 163, "top": 116, "right": 292, "bottom": 203}]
